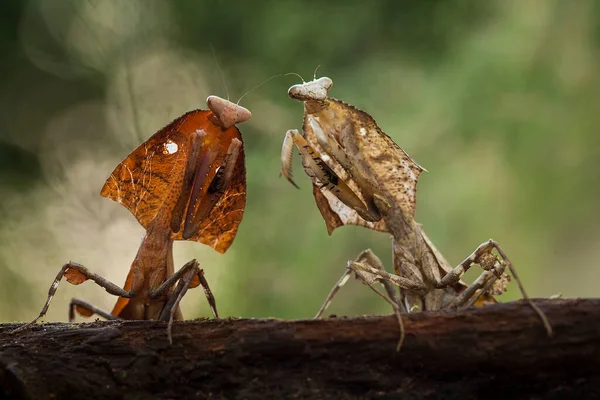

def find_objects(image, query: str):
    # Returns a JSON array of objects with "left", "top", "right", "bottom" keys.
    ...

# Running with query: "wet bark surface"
[{"left": 1, "top": 299, "right": 599, "bottom": 400}]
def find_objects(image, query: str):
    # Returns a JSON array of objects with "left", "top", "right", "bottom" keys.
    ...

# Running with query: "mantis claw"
[
  {"left": 281, "top": 129, "right": 381, "bottom": 222},
  {"left": 281, "top": 130, "right": 300, "bottom": 188}
]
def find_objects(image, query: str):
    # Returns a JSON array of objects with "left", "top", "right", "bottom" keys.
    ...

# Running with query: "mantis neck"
[
  {"left": 384, "top": 208, "right": 450, "bottom": 279},
  {"left": 386, "top": 213, "right": 421, "bottom": 263},
  {"left": 131, "top": 210, "right": 175, "bottom": 294},
  {"left": 304, "top": 99, "right": 328, "bottom": 115}
]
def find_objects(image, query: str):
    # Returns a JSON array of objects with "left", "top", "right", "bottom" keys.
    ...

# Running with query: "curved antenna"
[
  {"left": 236, "top": 73, "right": 284, "bottom": 105},
  {"left": 210, "top": 43, "right": 229, "bottom": 101},
  {"left": 313, "top": 65, "right": 321, "bottom": 80},
  {"left": 284, "top": 72, "right": 305, "bottom": 83}
]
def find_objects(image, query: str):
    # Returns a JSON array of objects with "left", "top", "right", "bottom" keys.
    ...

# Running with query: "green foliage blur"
[{"left": 1, "top": 0, "right": 599, "bottom": 323}]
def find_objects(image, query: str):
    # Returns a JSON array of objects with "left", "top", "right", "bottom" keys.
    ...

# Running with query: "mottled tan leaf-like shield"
[{"left": 287, "top": 77, "right": 425, "bottom": 238}]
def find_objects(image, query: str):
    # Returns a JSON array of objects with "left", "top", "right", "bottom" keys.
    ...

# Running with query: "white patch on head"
[
  {"left": 163, "top": 139, "right": 178, "bottom": 155},
  {"left": 359, "top": 127, "right": 367, "bottom": 136}
]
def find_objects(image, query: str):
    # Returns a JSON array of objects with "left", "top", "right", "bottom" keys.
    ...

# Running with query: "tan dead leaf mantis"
[
  {"left": 280, "top": 76, "right": 552, "bottom": 350},
  {"left": 13, "top": 96, "right": 250, "bottom": 343}
]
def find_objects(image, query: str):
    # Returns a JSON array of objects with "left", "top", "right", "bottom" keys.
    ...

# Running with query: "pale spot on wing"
[{"left": 163, "top": 139, "right": 178, "bottom": 155}]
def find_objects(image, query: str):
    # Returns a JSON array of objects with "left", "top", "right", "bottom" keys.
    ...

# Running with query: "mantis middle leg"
[{"left": 315, "top": 249, "right": 410, "bottom": 351}]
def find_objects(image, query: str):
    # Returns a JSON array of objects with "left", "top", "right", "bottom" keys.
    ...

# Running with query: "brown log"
[{"left": 1, "top": 299, "right": 599, "bottom": 399}]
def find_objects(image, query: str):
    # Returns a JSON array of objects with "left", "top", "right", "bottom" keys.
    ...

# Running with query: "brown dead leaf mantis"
[
  {"left": 280, "top": 76, "right": 553, "bottom": 350},
  {"left": 13, "top": 96, "right": 250, "bottom": 343}
]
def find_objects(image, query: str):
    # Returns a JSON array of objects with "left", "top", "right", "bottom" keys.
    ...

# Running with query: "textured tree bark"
[{"left": 1, "top": 299, "right": 599, "bottom": 400}]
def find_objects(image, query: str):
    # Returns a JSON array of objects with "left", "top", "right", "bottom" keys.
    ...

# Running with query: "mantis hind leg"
[
  {"left": 11, "top": 262, "right": 134, "bottom": 334},
  {"left": 69, "top": 298, "right": 118, "bottom": 322},
  {"left": 441, "top": 240, "right": 553, "bottom": 337}
]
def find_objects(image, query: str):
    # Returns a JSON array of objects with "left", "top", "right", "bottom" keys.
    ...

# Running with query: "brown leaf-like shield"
[
  {"left": 300, "top": 98, "right": 424, "bottom": 238},
  {"left": 101, "top": 110, "right": 246, "bottom": 254}
]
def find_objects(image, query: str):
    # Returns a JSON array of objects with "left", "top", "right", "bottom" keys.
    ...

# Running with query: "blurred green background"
[{"left": 1, "top": 0, "right": 598, "bottom": 323}]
